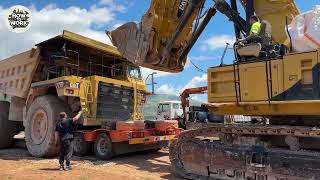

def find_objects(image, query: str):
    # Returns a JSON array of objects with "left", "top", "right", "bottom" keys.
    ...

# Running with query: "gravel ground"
[{"left": 0, "top": 141, "right": 183, "bottom": 180}]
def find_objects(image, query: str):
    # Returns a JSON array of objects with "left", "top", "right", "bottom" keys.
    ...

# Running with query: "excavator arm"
[
  {"left": 108, "top": 0, "right": 300, "bottom": 73},
  {"left": 108, "top": 0, "right": 210, "bottom": 72},
  {"left": 180, "top": 86, "right": 208, "bottom": 119}
]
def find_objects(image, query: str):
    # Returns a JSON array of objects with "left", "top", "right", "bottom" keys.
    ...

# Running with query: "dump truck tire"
[
  {"left": 73, "top": 132, "right": 91, "bottom": 157},
  {"left": 0, "top": 101, "right": 17, "bottom": 149},
  {"left": 25, "top": 96, "right": 67, "bottom": 157},
  {"left": 94, "top": 133, "right": 114, "bottom": 160}
]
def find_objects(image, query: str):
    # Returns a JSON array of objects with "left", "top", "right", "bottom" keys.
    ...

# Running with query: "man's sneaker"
[
  {"left": 66, "top": 166, "right": 72, "bottom": 170},
  {"left": 59, "top": 165, "right": 65, "bottom": 171}
]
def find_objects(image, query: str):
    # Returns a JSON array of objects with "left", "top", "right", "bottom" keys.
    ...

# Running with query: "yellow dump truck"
[{"left": 0, "top": 30, "right": 181, "bottom": 159}]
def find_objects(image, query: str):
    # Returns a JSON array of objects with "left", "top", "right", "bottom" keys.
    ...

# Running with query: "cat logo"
[
  {"left": 55, "top": 81, "right": 80, "bottom": 89},
  {"left": 70, "top": 82, "right": 80, "bottom": 89},
  {"left": 177, "top": 0, "right": 188, "bottom": 18}
]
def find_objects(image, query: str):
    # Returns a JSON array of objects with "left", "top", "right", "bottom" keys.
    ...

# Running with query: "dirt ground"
[{"left": 0, "top": 142, "right": 183, "bottom": 180}]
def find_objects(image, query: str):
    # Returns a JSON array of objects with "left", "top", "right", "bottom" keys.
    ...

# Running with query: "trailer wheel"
[
  {"left": 0, "top": 101, "right": 17, "bottom": 148},
  {"left": 73, "top": 132, "right": 91, "bottom": 157},
  {"left": 25, "top": 96, "right": 68, "bottom": 157},
  {"left": 94, "top": 133, "right": 114, "bottom": 160}
]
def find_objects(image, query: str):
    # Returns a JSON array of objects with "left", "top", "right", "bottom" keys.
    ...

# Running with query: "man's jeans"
[{"left": 59, "top": 139, "right": 73, "bottom": 166}]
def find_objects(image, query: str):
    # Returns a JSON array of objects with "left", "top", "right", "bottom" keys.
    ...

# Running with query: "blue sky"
[{"left": 0, "top": 0, "right": 319, "bottom": 101}]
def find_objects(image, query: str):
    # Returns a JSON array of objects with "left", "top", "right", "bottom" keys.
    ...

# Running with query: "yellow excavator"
[{"left": 109, "top": 0, "right": 320, "bottom": 179}]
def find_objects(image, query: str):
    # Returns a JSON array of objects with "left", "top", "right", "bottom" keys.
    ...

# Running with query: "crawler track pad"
[{"left": 170, "top": 137, "right": 320, "bottom": 180}]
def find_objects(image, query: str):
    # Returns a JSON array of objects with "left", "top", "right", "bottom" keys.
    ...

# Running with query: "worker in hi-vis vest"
[{"left": 237, "top": 15, "right": 261, "bottom": 44}]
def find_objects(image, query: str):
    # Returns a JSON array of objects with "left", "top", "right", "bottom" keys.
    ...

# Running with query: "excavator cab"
[
  {"left": 236, "top": 20, "right": 272, "bottom": 59},
  {"left": 236, "top": 20, "right": 288, "bottom": 62}
]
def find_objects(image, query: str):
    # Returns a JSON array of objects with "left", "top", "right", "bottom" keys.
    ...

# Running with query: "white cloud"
[
  {"left": 156, "top": 84, "right": 178, "bottom": 95},
  {"left": 0, "top": 4, "right": 122, "bottom": 59},
  {"left": 155, "top": 74, "right": 208, "bottom": 97},
  {"left": 100, "top": 0, "right": 114, "bottom": 4},
  {"left": 201, "top": 34, "right": 235, "bottom": 51},
  {"left": 140, "top": 67, "right": 172, "bottom": 80},
  {"left": 190, "top": 94, "right": 207, "bottom": 102},
  {"left": 99, "top": 0, "right": 125, "bottom": 12},
  {"left": 182, "top": 74, "right": 207, "bottom": 91}
]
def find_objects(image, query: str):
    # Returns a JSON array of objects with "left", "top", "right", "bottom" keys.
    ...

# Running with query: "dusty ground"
[{"left": 0, "top": 141, "right": 183, "bottom": 180}]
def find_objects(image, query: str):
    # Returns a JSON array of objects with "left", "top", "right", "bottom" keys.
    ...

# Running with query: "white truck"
[
  {"left": 156, "top": 101, "right": 183, "bottom": 120},
  {"left": 155, "top": 99, "right": 252, "bottom": 130}
]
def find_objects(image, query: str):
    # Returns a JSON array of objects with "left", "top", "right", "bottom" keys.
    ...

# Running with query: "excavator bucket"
[{"left": 107, "top": 0, "right": 205, "bottom": 72}]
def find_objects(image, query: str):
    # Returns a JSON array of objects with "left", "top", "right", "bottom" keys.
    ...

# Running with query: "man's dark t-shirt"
[{"left": 56, "top": 118, "right": 74, "bottom": 143}]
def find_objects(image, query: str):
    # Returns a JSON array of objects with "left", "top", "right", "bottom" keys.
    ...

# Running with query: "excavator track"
[{"left": 169, "top": 124, "right": 320, "bottom": 179}]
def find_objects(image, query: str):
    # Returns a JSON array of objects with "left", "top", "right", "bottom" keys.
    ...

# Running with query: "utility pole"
[
  {"left": 146, "top": 72, "right": 157, "bottom": 94},
  {"left": 220, "top": 43, "right": 230, "bottom": 66},
  {"left": 151, "top": 73, "right": 155, "bottom": 95}
]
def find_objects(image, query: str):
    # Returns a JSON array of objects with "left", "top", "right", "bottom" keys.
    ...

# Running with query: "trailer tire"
[
  {"left": 94, "top": 133, "right": 114, "bottom": 160},
  {"left": 0, "top": 101, "right": 17, "bottom": 149},
  {"left": 25, "top": 96, "right": 68, "bottom": 157},
  {"left": 73, "top": 132, "right": 91, "bottom": 157}
]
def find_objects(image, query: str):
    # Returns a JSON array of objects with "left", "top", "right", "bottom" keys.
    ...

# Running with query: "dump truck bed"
[{"left": 0, "top": 48, "right": 40, "bottom": 98}]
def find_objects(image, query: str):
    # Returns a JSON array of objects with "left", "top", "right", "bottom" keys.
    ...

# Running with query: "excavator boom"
[
  {"left": 108, "top": 0, "right": 299, "bottom": 72},
  {"left": 108, "top": 0, "right": 207, "bottom": 72}
]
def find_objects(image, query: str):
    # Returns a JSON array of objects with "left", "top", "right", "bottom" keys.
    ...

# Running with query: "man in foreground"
[{"left": 55, "top": 111, "right": 82, "bottom": 170}]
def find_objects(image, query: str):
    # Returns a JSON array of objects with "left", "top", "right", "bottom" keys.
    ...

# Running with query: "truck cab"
[{"left": 156, "top": 101, "right": 183, "bottom": 120}]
